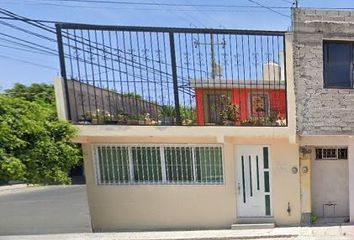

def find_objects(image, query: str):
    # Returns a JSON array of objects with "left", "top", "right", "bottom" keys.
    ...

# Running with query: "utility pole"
[{"left": 194, "top": 34, "right": 226, "bottom": 79}]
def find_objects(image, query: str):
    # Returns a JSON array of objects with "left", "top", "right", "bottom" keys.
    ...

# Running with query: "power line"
[
  {"left": 0, "top": 32, "right": 57, "bottom": 54},
  {"left": 0, "top": 53, "right": 58, "bottom": 70},
  {"left": 0, "top": 20, "right": 56, "bottom": 42},
  {"left": 8, "top": 0, "right": 291, "bottom": 9},
  {"left": 0, "top": 42, "right": 54, "bottom": 56},
  {"left": 247, "top": 0, "right": 290, "bottom": 18}
]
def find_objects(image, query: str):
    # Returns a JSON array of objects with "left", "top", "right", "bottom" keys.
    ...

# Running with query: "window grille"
[
  {"left": 315, "top": 147, "right": 348, "bottom": 160},
  {"left": 93, "top": 144, "right": 224, "bottom": 185}
]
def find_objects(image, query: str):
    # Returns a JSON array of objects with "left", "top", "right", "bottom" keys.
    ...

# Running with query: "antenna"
[{"left": 294, "top": 0, "right": 299, "bottom": 8}]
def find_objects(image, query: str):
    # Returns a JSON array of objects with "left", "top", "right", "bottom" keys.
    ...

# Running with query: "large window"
[
  {"left": 323, "top": 41, "right": 353, "bottom": 88},
  {"left": 93, "top": 144, "right": 224, "bottom": 185}
]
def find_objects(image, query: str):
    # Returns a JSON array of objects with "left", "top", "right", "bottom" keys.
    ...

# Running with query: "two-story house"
[
  {"left": 57, "top": 8, "right": 354, "bottom": 230},
  {"left": 293, "top": 8, "right": 354, "bottom": 225},
  {"left": 54, "top": 24, "right": 300, "bottom": 231}
]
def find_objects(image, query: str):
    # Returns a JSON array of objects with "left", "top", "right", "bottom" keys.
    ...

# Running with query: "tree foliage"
[
  {"left": 0, "top": 84, "right": 80, "bottom": 184},
  {"left": 5, "top": 83, "right": 55, "bottom": 106}
]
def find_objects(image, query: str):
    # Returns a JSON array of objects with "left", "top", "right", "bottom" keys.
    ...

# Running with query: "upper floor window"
[{"left": 323, "top": 41, "right": 353, "bottom": 88}]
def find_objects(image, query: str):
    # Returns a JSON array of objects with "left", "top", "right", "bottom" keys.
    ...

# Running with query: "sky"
[{"left": 0, "top": 0, "right": 353, "bottom": 91}]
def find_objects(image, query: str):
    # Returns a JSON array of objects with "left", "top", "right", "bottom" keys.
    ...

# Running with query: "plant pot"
[
  {"left": 161, "top": 117, "right": 175, "bottom": 125},
  {"left": 117, "top": 120, "right": 127, "bottom": 125},
  {"left": 105, "top": 120, "right": 118, "bottom": 124},
  {"left": 223, "top": 120, "right": 235, "bottom": 126},
  {"left": 127, "top": 119, "right": 139, "bottom": 125}
]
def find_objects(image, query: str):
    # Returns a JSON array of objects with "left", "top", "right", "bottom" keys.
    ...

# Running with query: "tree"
[
  {"left": 5, "top": 83, "right": 55, "bottom": 106},
  {"left": 0, "top": 95, "right": 80, "bottom": 184}
]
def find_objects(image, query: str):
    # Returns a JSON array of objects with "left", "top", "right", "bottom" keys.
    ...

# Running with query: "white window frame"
[{"left": 92, "top": 144, "right": 225, "bottom": 185}]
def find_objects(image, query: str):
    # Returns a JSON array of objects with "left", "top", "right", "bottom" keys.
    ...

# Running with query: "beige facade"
[
  {"left": 82, "top": 136, "right": 300, "bottom": 231},
  {"left": 54, "top": 31, "right": 302, "bottom": 231}
]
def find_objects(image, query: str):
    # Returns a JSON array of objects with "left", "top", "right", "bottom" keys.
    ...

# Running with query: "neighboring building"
[
  {"left": 293, "top": 8, "right": 354, "bottom": 225},
  {"left": 192, "top": 63, "right": 287, "bottom": 126}
]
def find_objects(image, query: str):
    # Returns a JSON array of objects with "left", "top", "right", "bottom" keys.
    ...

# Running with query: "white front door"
[{"left": 236, "top": 145, "right": 271, "bottom": 217}]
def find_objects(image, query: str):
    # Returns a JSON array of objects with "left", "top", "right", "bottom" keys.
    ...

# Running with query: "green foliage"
[
  {"left": 122, "top": 92, "right": 142, "bottom": 100},
  {"left": 0, "top": 95, "right": 80, "bottom": 184},
  {"left": 180, "top": 107, "right": 196, "bottom": 126},
  {"left": 5, "top": 83, "right": 55, "bottom": 106},
  {"left": 159, "top": 105, "right": 176, "bottom": 118},
  {"left": 218, "top": 95, "right": 240, "bottom": 125},
  {"left": 311, "top": 214, "right": 318, "bottom": 224}
]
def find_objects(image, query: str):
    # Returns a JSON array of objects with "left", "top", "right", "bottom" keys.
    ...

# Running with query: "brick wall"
[{"left": 293, "top": 8, "right": 354, "bottom": 135}]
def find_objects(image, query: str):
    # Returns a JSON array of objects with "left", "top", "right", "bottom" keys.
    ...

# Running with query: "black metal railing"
[{"left": 56, "top": 24, "right": 287, "bottom": 127}]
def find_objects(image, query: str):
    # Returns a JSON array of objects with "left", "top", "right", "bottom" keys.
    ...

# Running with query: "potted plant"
[
  {"left": 180, "top": 107, "right": 196, "bottom": 126},
  {"left": 78, "top": 111, "right": 93, "bottom": 124},
  {"left": 87, "top": 109, "right": 110, "bottom": 124},
  {"left": 159, "top": 105, "right": 176, "bottom": 125},
  {"left": 126, "top": 115, "right": 139, "bottom": 125},
  {"left": 218, "top": 95, "right": 240, "bottom": 126},
  {"left": 116, "top": 112, "right": 128, "bottom": 125},
  {"left": 143, "top": 113, "right": 158, "bottom": 125}
]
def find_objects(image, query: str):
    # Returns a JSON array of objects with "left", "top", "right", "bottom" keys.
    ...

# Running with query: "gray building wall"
[{"left": 293, "top": 8, "right": 354, "bottom": 135}]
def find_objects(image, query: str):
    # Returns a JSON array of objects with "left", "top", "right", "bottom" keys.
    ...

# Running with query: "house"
[
  {"left": 293, "top": 8, "right": 354, "bottom": 225},
  {"left": 192, "top": 62, "right": 287, "bottom": 126},
  {"left": 54, "top": 16, "right": 300, "bottom": 231}
]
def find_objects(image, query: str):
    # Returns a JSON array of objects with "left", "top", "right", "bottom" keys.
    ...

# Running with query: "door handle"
[{"left": 238, "top": 182, "right": 241, "bottom": 195}]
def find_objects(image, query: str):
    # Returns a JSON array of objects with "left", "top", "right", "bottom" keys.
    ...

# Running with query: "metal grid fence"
[{"left": 56, "top": 24, "right": 287, "bottom": 126}]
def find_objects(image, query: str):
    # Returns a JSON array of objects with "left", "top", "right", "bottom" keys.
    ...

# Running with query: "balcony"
[{"left": 56, "top": 25, "right": 287, "bottom": 127}]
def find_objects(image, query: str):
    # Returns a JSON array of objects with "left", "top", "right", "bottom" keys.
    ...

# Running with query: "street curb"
[
  {"left": 0, "top": 184, "right": 37, "bottom": 192},
  {"left": 130, "top": 235, "right": 298, "bottom": 240}
]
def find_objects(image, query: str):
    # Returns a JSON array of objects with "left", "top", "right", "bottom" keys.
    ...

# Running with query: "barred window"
[
  {"left": 96, "top": 146, "right": 130, "bottom": 184},
  {"left": 195, "top": 146, "right": 223, "bottom": 183},
  {"left": 164, "top": 146, "right": 194, "bottom": 183},
  {"left": 132, "top": 146, "right": 162, "bottom": 183},
  {"left": 93, "top": 144, "right": 224, "bottom": 185},
  {"left": 315, "top": 147, "right": 348, "bottom": 160}
]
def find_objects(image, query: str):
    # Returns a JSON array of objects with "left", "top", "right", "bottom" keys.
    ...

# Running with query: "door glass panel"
[
  {"left": 265, "top": 195, "right": 271, "bottom": 216},
  {"left": 249, "top": 156, "right": 253, "bottom": 197},
  {"left": 256, "top": 156, "right": 260, "bottom": 190},
  {"left": 263, "top": 147, "right": 269, "bottom": 169},
  {"left": 241, "top": 155, "right": 246, "bottom": 203},
  {"left": 264, "top": 171, "right": 270, "bottom": 193}
]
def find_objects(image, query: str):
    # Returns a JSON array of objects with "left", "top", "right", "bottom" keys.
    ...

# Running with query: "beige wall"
[
  {"left": 300, "top": 136, "right": 354, "bottom": 221},
  {"left": 311, "top": 148, "right": 349, "bottom": 217},
  {"left": 83, "top": 136, "right": 300, "bottom": 231}
]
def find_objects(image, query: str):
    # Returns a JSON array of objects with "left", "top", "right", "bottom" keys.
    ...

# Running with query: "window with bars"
[
  {"left": 315, "top": 147, "right": 348, "bottom": 160},
  {"left": 93, "top": 144, "right": 224, "bottom": 185}
]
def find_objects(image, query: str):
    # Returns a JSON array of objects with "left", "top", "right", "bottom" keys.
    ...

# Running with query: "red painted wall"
[{"left": 195, "top": 88, "right": 286, "bottom": 125}]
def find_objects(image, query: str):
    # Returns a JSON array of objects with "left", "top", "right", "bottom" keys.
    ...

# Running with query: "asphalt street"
[{"left": 0, "top": 185, "right": 91, "bottom": 236}]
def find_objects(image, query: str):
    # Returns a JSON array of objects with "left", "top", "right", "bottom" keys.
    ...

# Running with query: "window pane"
[
  {"left": 97, "top": 146, "right": 129, "bottom": 184},
  {"left": 132, "top": 146, "right": 162, "bottom": 183},
  {"left": 164, "top": 147, "right": 194, "bottom": 183},
  {"left": 195, "top": 146, "right": 223, "bottom": 183},
  {"left": 338, "top": 148, "right": 348, "bottom": 159},
  {"left": 324, "top": 42, "right": 352, "bottom": 88}
]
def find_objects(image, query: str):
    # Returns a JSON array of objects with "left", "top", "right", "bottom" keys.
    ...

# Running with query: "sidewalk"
[
  {"left": 1, "top": 226, "right": 354, "bottom": 240},
  {"left": 0, "top": 184, "right": 38, "bottom": 194}
]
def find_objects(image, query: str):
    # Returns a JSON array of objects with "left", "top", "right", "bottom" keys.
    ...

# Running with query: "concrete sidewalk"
[{"left": 1, "top": 226, "right": 354, "bottom": 240}]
